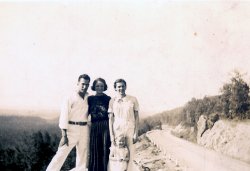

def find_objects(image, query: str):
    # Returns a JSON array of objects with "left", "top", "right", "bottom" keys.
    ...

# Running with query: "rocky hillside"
[
  {"left": 134, "top": 134, "right": 180, "bottom": 171},
  {"left": 197, "top": 116, "right": 250, "bottom": 163}
]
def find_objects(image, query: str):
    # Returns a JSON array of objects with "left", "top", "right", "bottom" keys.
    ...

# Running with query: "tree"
[
  {"left": 30, "top": 131, "right": 60, "bottom": 171},
  {"left": 221, "top": 71, "right": 250, "bottom": 119},
  {"left": 183, "top": 98, "right": 199, "bottom": 127},
  {"left": 221, "top": 83, "right": 232, "bottom": 118}
]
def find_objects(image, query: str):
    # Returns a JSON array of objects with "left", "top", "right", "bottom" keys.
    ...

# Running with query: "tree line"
[
  {"left": 0, "top": 130, "right": 79, "bottom": 171},
  {"left": 139, "top": 71, "right": 250, "bottom": 135},
  {"left": 0, "top": 116, "right": 76, "bottom": 171},
  {"left": 183, "top": 71, "right": 250, "bottom": 127}
]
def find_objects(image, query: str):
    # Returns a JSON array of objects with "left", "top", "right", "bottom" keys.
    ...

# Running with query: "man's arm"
[{"left": 59, "top": 97, "right": 70, "bottom": 146}]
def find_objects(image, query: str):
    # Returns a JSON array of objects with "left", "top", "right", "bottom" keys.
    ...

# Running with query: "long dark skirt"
[{"left": 89, "top": 120, "right": 111, "bottom": 171}]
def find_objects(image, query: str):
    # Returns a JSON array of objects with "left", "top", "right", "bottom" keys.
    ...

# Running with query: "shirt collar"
[
  {"left": 75, "top": 91, "right": 88, "bottom": 99},
  {"left": 115, "top": 95, "right": 127, "bottom": 102}
]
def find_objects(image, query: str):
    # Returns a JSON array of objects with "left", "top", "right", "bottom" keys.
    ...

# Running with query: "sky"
[{"left": 1, "top": 0, "right": 250, "bottom": 118}]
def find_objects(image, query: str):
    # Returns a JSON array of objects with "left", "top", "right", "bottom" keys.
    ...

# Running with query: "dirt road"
[{"left": 146, "top": 129, "right": 250, "bottom": 171}]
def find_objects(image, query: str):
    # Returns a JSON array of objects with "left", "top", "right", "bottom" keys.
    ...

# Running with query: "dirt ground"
[
  {"left": 145, "top": 129, "right": 250, "bottom": 171},
  {"left": 134, "top": 134, "right": 183, "bottom": 171}
]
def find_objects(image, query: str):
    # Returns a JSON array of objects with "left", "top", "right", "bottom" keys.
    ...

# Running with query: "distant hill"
[
  {"left": 0, "top": 108, "right": 60, "bottom": 120},
  {"left": 151, "top": 107, "right": 184, "bottom": 125},
  {"left": 0, "top": 115, "right": 58, "bottom": 129},
  {"left": 138, "top": 107, "right": 184, "bottom": 135},
  {"left": 0, "top": 115, "right": 59, "bottom": 148}
]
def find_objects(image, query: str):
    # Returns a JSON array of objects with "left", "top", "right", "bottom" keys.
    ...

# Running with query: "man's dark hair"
[
  {"left": 114, "top": 79, "right": 127, "bottom": 88},
  {"left": 78, "top": 74, "right": 90, "bottom": 82}
]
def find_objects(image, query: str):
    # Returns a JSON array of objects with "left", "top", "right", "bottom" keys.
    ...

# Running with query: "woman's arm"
[
  {"left": 124, "top": 148, "right": 130, "bottom": 162},
  {"left": 109, "top": 156, "right": 120, "bottom": 161},
  {"left": 133, "top": 110, "right": 139, "bottom": 144},
  {"left": 109, "top": 148, "right": 120, "bottom": 161},
  {"left": 109, "top": 113, "right": 115, "bottom": 145},
  {"left": 109, "top": 148, "right": 115, "bottom": 160}
]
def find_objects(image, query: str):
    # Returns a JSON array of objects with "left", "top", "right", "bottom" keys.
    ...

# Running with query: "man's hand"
[
  {"left": 59, "top": 135, "right": 69, "bottom": 147},
  {"left": 87, "top": 114, "right": 92, "bottom": 126},
  {"left": 87, "top": 121, "right": 92, "bottom": 127}
]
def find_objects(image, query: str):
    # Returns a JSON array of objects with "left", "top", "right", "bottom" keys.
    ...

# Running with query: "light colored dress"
[{"left": 108, "top": 95, "right": 139, "bottom": 171}]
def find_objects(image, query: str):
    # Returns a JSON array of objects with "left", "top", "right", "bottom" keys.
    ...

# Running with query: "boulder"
[
  {"left": 197, "top": 115, "right": 207, "bottom": 143},
  {"left": 171, "top": 123, "right": 196, "bottom": 142}
]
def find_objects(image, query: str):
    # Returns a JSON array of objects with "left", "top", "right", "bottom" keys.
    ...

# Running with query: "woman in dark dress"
[{"left": 88, "top": 78, "right": 111, "bottom": 171}]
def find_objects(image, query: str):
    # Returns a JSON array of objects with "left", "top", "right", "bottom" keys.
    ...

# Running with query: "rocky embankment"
[
  {"left": 197, "top": 116, "right": 250, "bottom": 163},
  {"left": 135, "top": 116, "right": 250, "bottom": 170},
  {"left": 134, "top": 134, "right": 179, "bottom": 171},
  {"left": 171, "top": 115, "right": 250, "bottom": 164}
]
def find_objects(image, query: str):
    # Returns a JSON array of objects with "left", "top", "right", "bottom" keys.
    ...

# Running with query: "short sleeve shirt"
[{"left": 108, "top": 95, "right": 139, "bottom": 130}]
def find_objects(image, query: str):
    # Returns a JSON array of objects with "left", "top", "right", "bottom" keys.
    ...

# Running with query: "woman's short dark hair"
[
  {"left": 91, "top": 78, "right": 108, "bottom": 91},
  {"left": 78, "top": 74, "right": 90, "bottom": 82},
  {"left": 114, "top": 79, "right": 127, "bottom": 88}
]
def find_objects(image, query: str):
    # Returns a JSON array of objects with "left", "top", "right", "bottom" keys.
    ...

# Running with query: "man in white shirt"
[{"left": 46, "top": 74, "right": 90, "bottom": 171}]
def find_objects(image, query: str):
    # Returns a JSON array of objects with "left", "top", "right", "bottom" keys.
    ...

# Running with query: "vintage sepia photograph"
[{"left": 1, "top": 0, "right": 250, "bottom": 171}]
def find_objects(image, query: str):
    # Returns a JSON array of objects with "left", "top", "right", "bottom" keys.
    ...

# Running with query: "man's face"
[
  {"left": 77, "top": 78, "right": 90, "bottom": 94},
  {"left": 115, "top": 82, "right": 126, "bottom": 95}
]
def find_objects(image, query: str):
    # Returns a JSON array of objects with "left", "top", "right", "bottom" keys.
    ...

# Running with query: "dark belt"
[{"left": 68, "top": 121, "right": 87, "bottom": 126}]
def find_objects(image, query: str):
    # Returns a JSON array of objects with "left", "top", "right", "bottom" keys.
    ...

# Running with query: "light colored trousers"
[{"left": 46, "top": 124, "right": 89, "bottom": 171}]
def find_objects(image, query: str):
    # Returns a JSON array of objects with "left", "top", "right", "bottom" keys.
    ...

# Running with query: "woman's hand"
[{"left": 133, "top": 133, "right": 138, "bottom": 144}]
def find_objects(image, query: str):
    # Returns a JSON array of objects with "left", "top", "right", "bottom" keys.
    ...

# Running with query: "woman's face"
[
  {"left": 95, "top": 81, "right": 105, "bottom": 94},
  {"left": 115, "top": 82, "right": 126, "bottom": 96}
]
